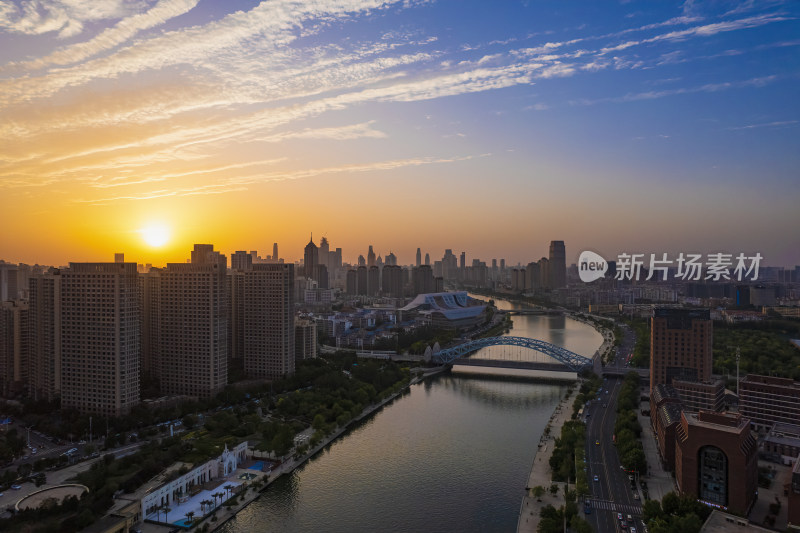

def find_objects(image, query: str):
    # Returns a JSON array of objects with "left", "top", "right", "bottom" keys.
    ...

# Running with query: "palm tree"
[
  {"left": 224, "top": 484, "right": 233, "bottom": 501},
  {"left": 213, "top": 491, "right": 223, "bottom": 507},
  {"left": 163, "top": 505, "right": 172, "bottom": 524},
  {"left": 186, "top": 511, "right": 195, "bottom": 525}
]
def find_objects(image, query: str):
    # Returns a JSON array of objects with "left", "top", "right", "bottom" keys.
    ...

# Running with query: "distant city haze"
[{"left": 0, "top": 2, "right": 797, "bottom": 266}]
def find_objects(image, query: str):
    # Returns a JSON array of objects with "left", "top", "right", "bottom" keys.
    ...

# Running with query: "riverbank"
[
  {"left": 516, "top": 385, "right": 580, "bottom": 533},
  {"left": 184, "top": 367, "right": 450, "bottom": 533}
]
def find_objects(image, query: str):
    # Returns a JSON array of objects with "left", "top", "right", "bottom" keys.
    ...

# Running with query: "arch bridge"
[{"left": 433, "top": 336, "right": 593, "bottom": 372}]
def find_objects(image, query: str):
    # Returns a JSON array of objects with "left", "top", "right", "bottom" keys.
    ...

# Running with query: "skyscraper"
[
  {"left": 28, "top": 272, "right": 60, "bottom": 401},
  {"left": 0, "top": 300, "right": 28, "bottom": 398},
  {"left": 273, "top": 242, "right": 279, "bottom": 261},
  {"left": 424, "top": 253, "right": 430, "bottom": 266},
  {"left": 367, "top": 245, "right": 376, "bottom": 267},
  {"left": 650, "top": 308, "right": 712, "bottom": 393},
  {"left": 319, "top": 236, "right": 330, "bottom": 270},
  {"left": 242, "top": 263, "right": 295, "bottom": 379},
  {"left": 159, "top": 245, "right": 228, "bottom": 398},
  {"left": 416, "top": 248, "right": 422, "bottom": 268},
  {"left": 304, "top": 235, "right": 318, "bottom": 279},
  {"left": 548, "top": 240, "right": 566, "bottom": 289},
  {"left": 60, "top": 262, "right": 140, "bottom": 416}
]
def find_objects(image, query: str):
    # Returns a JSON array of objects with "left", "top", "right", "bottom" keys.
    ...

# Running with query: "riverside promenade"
[{"left": 517, "top": 385, "right": 580, "bottom": 533}]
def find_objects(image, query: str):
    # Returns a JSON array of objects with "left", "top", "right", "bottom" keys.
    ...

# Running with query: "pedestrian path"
[{"left": 587, "top": 498, "right": 642, "bottom": 515}]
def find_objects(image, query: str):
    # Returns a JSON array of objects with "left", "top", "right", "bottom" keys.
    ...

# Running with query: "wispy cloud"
[{"left": 727, "top": 120, "right": 798, "bottom": 130}]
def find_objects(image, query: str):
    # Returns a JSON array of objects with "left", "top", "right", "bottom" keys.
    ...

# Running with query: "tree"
[
  {"left": 162, "top": 504, "right": 172, "bottom": 524},
  {"left": 549, "top": 484, "right": 559, "bottom": 496},
  {"left": 186, "top": 511, "right": 195, "bottom": 525},
  {"left": 532, "top": 485, "right": 545, "bottom": 499}
]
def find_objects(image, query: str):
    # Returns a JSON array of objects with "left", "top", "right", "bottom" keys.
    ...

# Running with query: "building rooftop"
[
  {"left": 700, "top": 509, "right": 772, "bottom": 532},
  {"left": 658, "top": 403, "right": 684, "bottom": 427},
  {"left": 741, "top": 374, "right": 800, "bottom": 388},
  {"left": 685, "top": 410, "right": 750, "bottom": 432}
]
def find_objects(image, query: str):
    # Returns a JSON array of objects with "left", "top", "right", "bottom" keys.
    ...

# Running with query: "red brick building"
[
  {"left": 650, "top": 308, "right": 712, "bottom": 393},
  {"left": 675, "top": 410, "right": 758, "bottom": 515}
]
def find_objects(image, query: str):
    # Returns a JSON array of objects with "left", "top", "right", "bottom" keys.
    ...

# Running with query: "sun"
[{"left": 140, "top": 223, "right": 171, "bottom": 247}]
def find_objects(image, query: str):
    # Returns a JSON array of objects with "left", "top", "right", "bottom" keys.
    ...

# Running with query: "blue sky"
[{"left": 0, "top": 0, "right": 797, "bottom": 266}]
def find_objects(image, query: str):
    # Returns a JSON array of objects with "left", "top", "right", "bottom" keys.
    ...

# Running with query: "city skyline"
[{"left": 1, "top": 1, "right": 798, "bottom": 266}]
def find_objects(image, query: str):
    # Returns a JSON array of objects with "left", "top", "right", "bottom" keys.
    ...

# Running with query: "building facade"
[
  {"left": 60, "top": 262, "right": 140, "bottom": 416},
  {"left": 159, "top": 245, "right": 228, "bottom": 399},
  {"left": 650, "top": 308, "right": 712, "bottom": 392},
  {"left": 675, "top": 410, "right": 758, "bottom": 515},
  {"left": 739, "top": 374, "right": 800, "bottom": 431}
]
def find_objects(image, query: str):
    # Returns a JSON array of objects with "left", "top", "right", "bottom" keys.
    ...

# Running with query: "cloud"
[
  {"left": 0, "top": 0, "right": 145, "bottom": 37},
  {"left": 1, "top": 0, "right": 199, "bottom": 72},
  {"left": 727, "top": 120, "right": 798, "bottom": 130}
]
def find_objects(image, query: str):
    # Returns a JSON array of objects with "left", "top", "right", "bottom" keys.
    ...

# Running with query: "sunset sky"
[{"left": 1, "top": 0, "right": 798, "bottom": 267}]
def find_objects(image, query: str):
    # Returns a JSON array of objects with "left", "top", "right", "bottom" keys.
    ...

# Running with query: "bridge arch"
[{"left": 433, "top": 336, "right": 592, "bottom": 372}]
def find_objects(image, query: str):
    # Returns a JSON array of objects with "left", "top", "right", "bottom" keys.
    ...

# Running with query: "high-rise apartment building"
[
  {"left": 382, "top": 265, "right": 403, "bottom": 297},
  {"left": 295, "top": 319, "right": 316, "bottom": 363},
  {"left": 240, "top": 263, "right": 295, "bottom": 379},
  {"left": 650, "top": 308, "right": 712, "bottom": 393},
  {"left": 60, "top": 262, "right": 140, "bottom": 416},
  {"left": 549, "top": 240, "right": 566, "bottom": 289},
  {"left": 0, "top": 300, "right": 28, "bottom": 397},
  {"left": 139, "top": 268, "right": 161, "bottom": 379},
  {"left": 28, "top": 272, "right": 61, "bottom": 401},
  {"left": 159, "top": 245, "right": 227, "bottom": 398}
]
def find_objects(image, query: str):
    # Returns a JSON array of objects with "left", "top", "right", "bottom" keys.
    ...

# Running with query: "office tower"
[
  {"left": 273, "top": 242, "right": 279, "bottom": 261},
  {"left": 346, "top": 269, "right": 357, "bottom": 295},
  {"left": 160, "top": 245, "right": 227, "bottom": 398},
  {"left": 549, "top": 240, "right": 566, "bottom": 288},
  {"left": 376, "top": 255, "right": 383, "bottom": 270},
  {"left": 140, "top": 268, "right": 161, "bottom": 379},
  {"left": 315, "top": 264, "right": 329, "bottom": 289},
  {"left": 295, "top": 319, "right": 316, "bottom": 363},
  {"left": 304, "top": 235, "right": 318, "bottom": 279},
  {"left": 333, "top": 248, "right": 343, "bottom": 270},
  {"left": 242, "top": 263, "right": 295, "bottom": 379},
  {"left": 367, "top": 245, "right": 376, "bottom": 268},
  {"left": 385, "top": 252, "right": 397, "bottom": 266},
  {"left": 650, "top": 308, "right": 712, "bottom": 393},
  {"left": 28, "top": 272, "right": 60, "bottom": 401},
  {"left": 424, "top": 253, "right": 430, "bottom": 266},
  {"left": 357, "top": 266, "right": 368, "bottom": 295},
  {"left": 0, "top": 300, "right": 28, "bottom": 397},
  {"left": 416, "top": 248, "right": 422, "bottom": 268},
  {"left": 319, "top": 236, "right": 330, "bottom": 270},
  {"left": 500, "top": 259, "right": 505, "bottom": 282},
  {"left": 459, "top": 252, "right": 466, "bottom": 279},
  {"left": 413, "top": 265, "right": 435, "bottom": 295},
  {"left": 60, "top": 262, "right": 140, "bottom": 416},
  {"left": 675, "top": 410, "right": 757, "bottom": 515},
  {"left": 382, "top": 265, "right": 403, "bottom": 298},
  {"left": 442, "top": 249, "right": 458, "bottom": 280},
  {"left": 231, "top": 250, "right": 253, "bottom": 271},
  {"left": 358, "top": 255, "right": 366, "bottom": 267},
  {"left": 368, "top": 266, "right": 380, "bottom": 296}
]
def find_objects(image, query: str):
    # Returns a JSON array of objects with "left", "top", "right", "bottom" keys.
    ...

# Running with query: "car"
[
  {"left": 631, "top": 528, "right": 637, "bottom": 533},
  {"left": 10, "top": 485, "right": 21, "bottom": 490},
  {"left": 78, "top": 440, "right": 86, "bottom": 444},
  {"left": 627, "top": 514, "right": 633, "bottom": 522},
  {"left": 22, "top": 455, "right": 29, "bottom": 460},
  {"left": 593, "top": 475, "right": 599, "bottom": 482},
  {"left": 633, "top": 493, "right": 640, "bottom": 500},
  {"left": 602, "top": 403, "right": 608, "bottom": 408},
  {"left": 595, "top": 440, "right": 600, "bottom": 445},
  {"left": 617, "top": 513, "right": 623, "bottom": 521}
]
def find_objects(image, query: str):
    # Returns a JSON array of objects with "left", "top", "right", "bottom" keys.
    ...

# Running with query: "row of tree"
[{"left": 614, "top": 371, "right": 647, "bottom": 475}]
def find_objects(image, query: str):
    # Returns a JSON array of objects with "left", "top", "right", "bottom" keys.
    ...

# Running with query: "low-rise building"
[
  {"left": 761, "top": 423, "right": 800, "bottom": 465},
  {"left": 739, "top": 374, "right": 800, "bottom": 431}
]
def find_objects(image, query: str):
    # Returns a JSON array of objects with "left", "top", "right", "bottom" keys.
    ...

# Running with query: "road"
[{"left": 584, "top": 322, "right": 646, "bottom": 533}]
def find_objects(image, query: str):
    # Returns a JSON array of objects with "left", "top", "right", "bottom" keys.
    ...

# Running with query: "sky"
[{"left": 0, "top": 0, "right": 798, "bottom": 268}]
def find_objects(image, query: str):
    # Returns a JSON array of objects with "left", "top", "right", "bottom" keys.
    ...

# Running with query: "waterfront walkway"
[{"left": 517, "top": 385, "right": 579, "bottom": 533}]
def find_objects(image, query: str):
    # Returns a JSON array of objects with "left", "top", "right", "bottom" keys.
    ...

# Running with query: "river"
[{"left": 220, "top": 296, "right": 602, "bottom": 532}]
